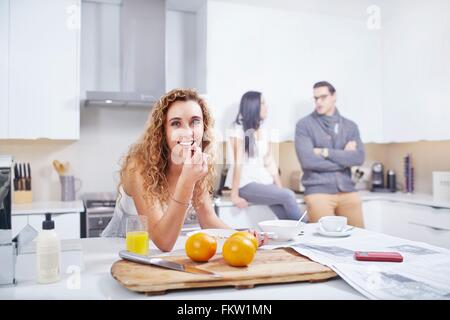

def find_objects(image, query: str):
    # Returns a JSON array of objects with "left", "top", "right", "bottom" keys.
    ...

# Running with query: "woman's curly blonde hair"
[{"left": 118, "top": 88, "right": 216, "bottom": 208}]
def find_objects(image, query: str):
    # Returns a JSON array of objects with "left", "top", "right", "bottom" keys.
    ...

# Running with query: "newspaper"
[{"left": 263, "top": 229, "right": 450, "bottom": 300}]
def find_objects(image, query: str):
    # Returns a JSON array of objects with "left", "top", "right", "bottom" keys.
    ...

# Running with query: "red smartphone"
[{"left": 354, "top": 251, "right": 403, "bottom": 262}]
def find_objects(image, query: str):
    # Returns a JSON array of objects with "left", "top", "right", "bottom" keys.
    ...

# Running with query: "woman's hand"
[
  {"left": 179, "top": 146, "right": 208, "bottom": 185},
  {"left": 248, "top": 229, "right": 269, "bottom": 247},
  {"left": 231, "top": 193, "right": 249, "bottom": 209}
]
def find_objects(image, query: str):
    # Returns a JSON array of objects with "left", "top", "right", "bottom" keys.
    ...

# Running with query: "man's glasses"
[{"left": 314, "top": 94, "right": 329, "bottom": 102}]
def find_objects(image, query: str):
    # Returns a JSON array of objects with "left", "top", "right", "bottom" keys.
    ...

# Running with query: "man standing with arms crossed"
[{"left": 295, "top": 81, "right": 365, "bottom": 227}]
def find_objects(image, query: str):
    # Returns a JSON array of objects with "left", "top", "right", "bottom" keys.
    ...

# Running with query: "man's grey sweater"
[{"left": 295, "top": 110, "right": 365, "bottom": 195}]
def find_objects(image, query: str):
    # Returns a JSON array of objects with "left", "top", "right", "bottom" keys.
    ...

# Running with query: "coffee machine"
[
  {"left": 371, "top": 162, "right": 396, "bottom": 193},
  {"left": 0, "top": 155, "right": 16, "bottom": 285},
  {"left": 371, "top": 162, "right": 384, "bottom": 190}
]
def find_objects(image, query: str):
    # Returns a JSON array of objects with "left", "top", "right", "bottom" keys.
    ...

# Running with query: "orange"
[
  {"left": 185, "top": 232, "right": 217, "bottom": 262},
  {"left": 230, "top": 231, "right": 258, "bottom": 251},
  {"left": 222, "top": 235, "right": 256, "bottom": 267}
]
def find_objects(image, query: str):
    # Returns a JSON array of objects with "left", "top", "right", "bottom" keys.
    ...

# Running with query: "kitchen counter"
[
  {"left": 0, "top": 223, "right": 367, "bottom": 300},
  {"left": 12, "top": 200, "right": 85, "bottom": 215},
  {"left": 215, "top": 191, "right": 450, "bottom": 210}
]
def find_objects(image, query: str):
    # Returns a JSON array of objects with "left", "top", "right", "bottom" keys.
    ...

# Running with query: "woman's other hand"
[
  {"left": 248, "top": 229, "right": 269, "bottom": 247},
  {"left": 231, "top": 194, "right": 249, "bottom": 209}
]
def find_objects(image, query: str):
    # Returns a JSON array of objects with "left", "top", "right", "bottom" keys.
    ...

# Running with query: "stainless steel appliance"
[
  {"left": 84, "top": 0, "right": 166, "bottom": 108},
  {"left": 0, "top": 155, "right": 16, "bottom": 285},
  {"left": 83, "top": 192, "right": 116, "bottom": 238},
  {"left": 371, "top": 162, "right": 384, "bottom": 190},
  {"left": 387, "top": 170, "right": 397, "bottom": 192},
  {"left": 371, "top": 162, "right": 396, "bottom": 193},
  {"left": 119, "top": 250, "right": 221, "bottom": 277},
  {"left": 83, "top": 190, "right": 200, "bottom": 237}
]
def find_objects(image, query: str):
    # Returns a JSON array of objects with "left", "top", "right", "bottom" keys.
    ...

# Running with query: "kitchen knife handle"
[
  {"left": 21, "top": 163, "right": 26, "bottom": 191},
  {"left": 18, "top": 163, "right": 23, "bottom": 190},
  {"left": 27, "top": 163, "right": 32, "bottom": 191}
]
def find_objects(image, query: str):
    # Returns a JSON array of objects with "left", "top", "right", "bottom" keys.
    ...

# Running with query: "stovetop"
[
  {"left": 82, "top": 192, "right": 117, "bottom": 208},
  {"left": 85, "top": 199, "right": 116, "bottom": 208}
]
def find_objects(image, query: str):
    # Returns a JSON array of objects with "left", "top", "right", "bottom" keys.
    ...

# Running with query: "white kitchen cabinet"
[
  {"left": 11, "top": 215, "right": 28, "bottom": 240},
  {"left": 381, "top": 2, "right": 450, "bottom": 143},
  {"left": 400, "top": 205, "right": 450, "bottom": 249},
  {"left": 363, "top": 200, "right": 450, "bottom": 249},
  {"left": 216, "top": 203, "right": 307, "bottom": 230},
  {"left": 0, "top": 0, "right": 9, "bottom": 138},
  {"left": 12, "top": 212, "right": 81, "bottom": 240},
  {"left": 217, "top": 205, "right": 277, "bottom": 230},
  {"left": 362, "top": 200, "right": 383, "bottom": 233},
  {"left": 5, "top": 0, "right": 80, "bottom": 140},
  {"left": 406, "top": 222, "right": 450, "bottom": 250},
  {"left": 377, "top": 201, "right": 415, "bottom": 240}
]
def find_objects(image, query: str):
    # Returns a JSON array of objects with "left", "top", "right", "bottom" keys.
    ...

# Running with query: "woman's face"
[{"left": 165, "top": 100, "right": 204, "bottom": 163}]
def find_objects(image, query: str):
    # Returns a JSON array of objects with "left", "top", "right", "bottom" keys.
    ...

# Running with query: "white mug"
[{"left": 319, "top": 216, "right": 347, "bottom": 232}]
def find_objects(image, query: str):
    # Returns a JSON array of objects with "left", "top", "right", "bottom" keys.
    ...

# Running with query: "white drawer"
[
  {"left": 362, "top": 201, "right": 383, "bottom": 232},
  {"left": 378, "top": 201, "right": 410, "bottom": 239},
  {"left": 406, "top": 206, "right": 450, "bottom": 231},
  {"left": 407, "top": 221, "right": 450, "bottom": 249},
  {"left": 12, "top": 213, "right": 81, "bottom": 240},
  {"left": 378, "top": 201, "right": 450, "bottom": 247}
]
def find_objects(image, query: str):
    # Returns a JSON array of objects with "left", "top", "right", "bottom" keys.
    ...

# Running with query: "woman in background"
[{"left": 225, "top": 91, "right": 302, "bottom": 220}]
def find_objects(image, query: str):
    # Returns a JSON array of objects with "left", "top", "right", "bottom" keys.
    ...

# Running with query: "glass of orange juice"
[{"left": 126, "top": 215, "right": 149, "bottom": 255}]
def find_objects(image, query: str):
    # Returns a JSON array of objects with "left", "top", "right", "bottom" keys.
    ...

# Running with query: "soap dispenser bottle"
[{"left": 36, "top": 213, "right": 61, "bottom": 284}]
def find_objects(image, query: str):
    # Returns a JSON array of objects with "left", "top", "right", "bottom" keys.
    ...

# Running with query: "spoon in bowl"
[{"left": 296, "top": 210, "right": 308, "bottom": 227}]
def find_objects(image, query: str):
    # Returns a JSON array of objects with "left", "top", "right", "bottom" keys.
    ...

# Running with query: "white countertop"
[
  {"left": 0, "top": 223, "right": 368, "bottom": 300},
  {"left": 10, "top": 192, "right": 450, "bottom": 217},
  {"left": 215, "top": 191, "right": 450, "bottom": 210},
  {"left": 12, "top": 200, "right": 85, "bottom": 215}
]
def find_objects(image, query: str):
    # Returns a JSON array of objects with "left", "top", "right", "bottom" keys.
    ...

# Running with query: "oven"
[
  {"left": 82, "top": 193, "right": 116, "bottom": 238},
  {"left": 82, "top": 191, "right": 202, "bottom": 237},
  {"left": 0, "top": 155, "right": 15, "bottom": 285}
]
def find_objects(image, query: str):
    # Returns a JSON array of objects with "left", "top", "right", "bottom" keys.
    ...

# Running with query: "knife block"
[{"left": 13, "top": 191, "right": 33, "bottom": 204}]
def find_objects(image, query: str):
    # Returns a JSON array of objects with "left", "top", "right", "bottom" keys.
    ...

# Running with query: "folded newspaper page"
[{"left": 262, "top": 228, "right": 450, "bottom": 300}]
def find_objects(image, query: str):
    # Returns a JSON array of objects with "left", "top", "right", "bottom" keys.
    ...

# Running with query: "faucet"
[{"left": 0, "top": 155, "right": 16, "bottom": 285}]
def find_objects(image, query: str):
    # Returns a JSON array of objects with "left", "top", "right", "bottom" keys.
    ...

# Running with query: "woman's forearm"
[
  {"left": 231, "top": 166, "right": 242, "bottom": 197},
  {"left": 151, "top": 178, "right": 195, "bottom": 251},
  {"left": 196, "top": 194, "right": 231, "bottom": 229},
  {"left": 200, "top": 210, "right": 230, "bottom": 229}
]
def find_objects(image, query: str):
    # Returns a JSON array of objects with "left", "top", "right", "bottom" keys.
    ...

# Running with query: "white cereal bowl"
[{"left": 258, "top": 220, "right": 304, "bottom": 241}]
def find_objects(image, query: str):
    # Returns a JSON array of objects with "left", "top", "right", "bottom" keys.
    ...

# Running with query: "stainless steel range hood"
[
  {"left": 82, "top": 0, "right": 166, "bottom": 108},
  {"left": 84, "top": 91, "right": 157, "bottom": 107}
]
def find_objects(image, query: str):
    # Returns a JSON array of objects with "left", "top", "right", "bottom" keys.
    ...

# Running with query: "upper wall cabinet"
[
  {"left": 1, "top": 0, "right": 80, "bottom": 140},
  {"left": 381, "top": 1, "right": 450, "bottom": 143}
]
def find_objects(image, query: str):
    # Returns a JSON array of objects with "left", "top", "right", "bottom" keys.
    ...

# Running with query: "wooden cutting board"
[{"left": 111, "top": 248, "right": 337, "bottom": 295}]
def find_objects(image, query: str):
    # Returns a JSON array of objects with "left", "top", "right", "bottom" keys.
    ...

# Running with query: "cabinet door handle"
[{"left": 409, "top": 222, "right": 450, "bottom": 232}]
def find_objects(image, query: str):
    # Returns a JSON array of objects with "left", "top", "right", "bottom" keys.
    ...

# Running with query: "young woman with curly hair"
[{"left": 102, "top": 89, "right": 266, "bottom": 252}]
